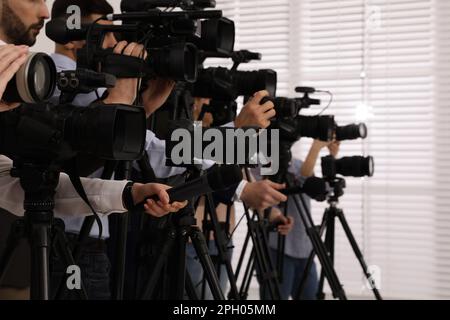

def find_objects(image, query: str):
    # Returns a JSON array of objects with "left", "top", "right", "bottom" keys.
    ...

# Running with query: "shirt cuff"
[{"left": 233, "top": 180, "right": 248, "bottom": 202}]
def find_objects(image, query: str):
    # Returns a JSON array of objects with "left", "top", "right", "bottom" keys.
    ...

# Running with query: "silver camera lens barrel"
[{"left": 13, "top": 52, "right": 57, "bottom": 103}]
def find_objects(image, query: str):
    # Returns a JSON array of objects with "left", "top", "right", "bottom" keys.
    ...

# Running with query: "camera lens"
[
  {"left": 3, "top": 53, "right": 56, "bottom": 103},
  {"left": 322, "top": 155, "right": 375, "bottom": 178},
  {"left": 335, "top": 123, "right": 368, "bottom": 141},
  {"left": 234, "top": 69, "right": 277, "bottom": 98},
  {"left": 148, "top": 42, "right": 199, "bottom": 82},
  {"left": 296, "top": 115, "right": 335, "bottom": 141}
]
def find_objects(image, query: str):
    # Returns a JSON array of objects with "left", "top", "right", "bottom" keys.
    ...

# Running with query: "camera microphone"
[
  {"left": 281, "top": 176, "right": 329, "bottom": 202},
  {"left": 137, "top": 165, "right": 243, "bottom": 207}
]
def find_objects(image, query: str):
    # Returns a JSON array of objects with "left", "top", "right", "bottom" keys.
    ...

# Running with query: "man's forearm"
[
  {"left": 0, "top": 156, "right": 128, "bottom": 218},
  {"left": 301, "top": 146, "right": 321, "bottom": 177}
]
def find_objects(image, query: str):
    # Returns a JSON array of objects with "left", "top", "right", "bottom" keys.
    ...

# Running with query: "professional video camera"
[
  {"left": 192, "top": 50, "right": 277, "bottom": 101},
  {"left": 190, "top": 50, "right": 277, "bottom": 126},
  {"left": 266, "top": 87, "right": 335, "bottom": 143},
  {"left": 46, "top": 0, "right": 235, "bottom": 83}
]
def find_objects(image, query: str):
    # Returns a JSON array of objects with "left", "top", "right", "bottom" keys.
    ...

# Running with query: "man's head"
[
  {"left": 0, "top": 0, "right": 49, "bottom": 46},
  {"left": 52, "top": 0, "right": 115, "bottom": 60}
]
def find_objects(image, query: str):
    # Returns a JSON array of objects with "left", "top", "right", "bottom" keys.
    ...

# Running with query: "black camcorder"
[
  {"left": 260, "top": 87, "right": 321, "bottom": 119},
  {"left": 192, "top": 67, "right": 277, "bottom": 101},
  {"left": 46, "top": 0, "right": 235, "bottom": 83},
  {"left": 0, "top": 103, "right": 146, "bottom": 163}
]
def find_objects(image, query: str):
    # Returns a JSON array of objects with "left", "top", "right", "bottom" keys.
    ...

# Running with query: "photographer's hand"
[
  {"left": 328, "top": 140, "right": 341, "bottom": 158},
  {"left": 103, "top": 41, "right": 147, "bottom": 105},
  {"left": 0, "top": 45, "right": 29, "bottom": 111},
  {"left": 234, "top": 90, "right": 276, "bottom": 129},
  {"left": 271, "top": 214, "right": 294, "bottom": 236},
  {"left": 131, "top": 183, "right": 188, "bottom": 218},
  {"left": 300, "top": 139, "right": 330, "bottom": 177},
  {"left": 141, "top": 78, "right": 176, "bottom": 117},
  {"left": 240, "top": 180, "right": 287, "bottom": 211}
]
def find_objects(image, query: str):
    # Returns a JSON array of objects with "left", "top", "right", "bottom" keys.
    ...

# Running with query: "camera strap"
[{"left": 64, "top": 158, "right": 103, "bottom": 241}]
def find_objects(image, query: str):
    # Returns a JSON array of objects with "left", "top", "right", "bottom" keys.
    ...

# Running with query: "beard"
[{"left": 1, "top": 1, "right": 44, "bottom": 46}]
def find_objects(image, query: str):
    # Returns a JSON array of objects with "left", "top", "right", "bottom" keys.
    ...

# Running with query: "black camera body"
[
  {"left": 0, "top": 102, "right": 146, "bottom": 163},
  {"left": 193, "top": 67, "right": 277, "bottom": 101}
]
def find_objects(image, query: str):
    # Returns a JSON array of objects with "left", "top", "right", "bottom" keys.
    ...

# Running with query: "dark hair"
[{"left": 51, "top": 0, "right": 114, "bottom": 20}]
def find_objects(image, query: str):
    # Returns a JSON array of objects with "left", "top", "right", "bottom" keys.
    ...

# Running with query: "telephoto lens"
[
  {"left": 335, "top": 123, "right": 368, "bottom": 141},
  {"left": 321, "top": 155, "right": 375, "bottom": 179},
  {"left": 3, "top": 53, "right": 57, "bottom": 103},
  {"left": 192, "top": 67, "right": 277, "bottom": 100},
  {"left": 296, "top": 115, "right": 335, "bottom": 142}
]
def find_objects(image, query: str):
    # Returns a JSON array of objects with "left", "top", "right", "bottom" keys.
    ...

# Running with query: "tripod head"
[
  {"left": 10, "top": 160, "right": 61, "bottom": 216},
  {"left": 268, "top": 138, "right": 295, "bottom": 184},
  {"left": 324, "top": 177, "right": 346, "bottom": 206}
]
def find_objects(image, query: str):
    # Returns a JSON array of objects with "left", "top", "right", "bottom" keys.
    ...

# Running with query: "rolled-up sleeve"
[{"left": 0, "top": 156, "right": 128, "bottom": 218}]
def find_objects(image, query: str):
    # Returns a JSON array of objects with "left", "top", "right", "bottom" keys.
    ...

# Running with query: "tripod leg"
[
  {"left": 185, "top": 270, "right": 199, "bottom": 300},
  {"left": 292, "top": 194, "right": 347, "bottom": 300},
  {"left": 250, "top": 220, "right": 281, "bottom": 300},
  {"left": 111, "top": 213, "right": 129, "bottom": 300},
  {"left": 239, "top": 249, "right": 255, "bottom": 300},
  {"left": 0, "top": 219, "right": 24, "bottom": 286},
  {"left": 295, "top": 209, "right": 329, "bottom": 300},
  {"left": 242, "top": 254, "right": 256, "bottom": 299},
  {"left": 336, "top": 210, "right": 383, "bottom": 300},
  {"left": 277, "top": 203, "right": 289, "bottom": 282},
  {"left": 235, "top": 217, "right": 253, "bottom": 280},
  {"left": 29, "top": 220, "right": 51, "bottom": 300},
  {"left": 52, "top": 223, "right": 88, "bottom": 300},
  {"left": 139, "top": 229, "right": 176, "bottom": 300},
  {"left": 204, "top": 194, "right": 240, "bottom": 300},
  {"left": 317, "top": 211, "right": 336, "bottom": 300},
  {"left": 190, "top": 227, "right": 225, "bottom": 300}
]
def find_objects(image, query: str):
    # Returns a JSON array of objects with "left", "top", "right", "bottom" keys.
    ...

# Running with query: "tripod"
[
  {"left": 234, "top": 168, "right": 282, "bottom": 300},
  {"left": 0, "top": 162, "right": 87, "bottom": 300},
  {"left": 138, "top": 204, "right": 225, "bottom": 300},
  {"left": 295, "top": 178, "right": 382, "bottom": 300},
  {"left": 198, "top": 193, "right": 240, "bottom": 300}
]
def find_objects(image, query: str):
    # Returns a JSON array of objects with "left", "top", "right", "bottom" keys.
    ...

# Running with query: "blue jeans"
[
  {"left": 186, "top": 240, "right": 232, "bottom": 300},
  {"left": 50, "top": 235, "right": 111, "bottom": 300},
  {"left": 260, "top": 249, "right": 318, "bottom": 300}
]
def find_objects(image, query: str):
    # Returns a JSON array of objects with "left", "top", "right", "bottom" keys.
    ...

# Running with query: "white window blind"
[
  {"left": 295, "top": 0, "right": 450, "bottom": 299},
  {"left": 433, "top": 0, "right": 450, "bottom": 299},
  {"left": 213, "top": 0, "right": 450, "bottom": 299}
]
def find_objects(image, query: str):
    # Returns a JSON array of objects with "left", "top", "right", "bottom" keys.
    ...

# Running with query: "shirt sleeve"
[
  {"left": 138, "top": 130, "right": 215, "bottom": 179},
  {"left": 0, "top": 155, "right": 128, "bottom": 218}
]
